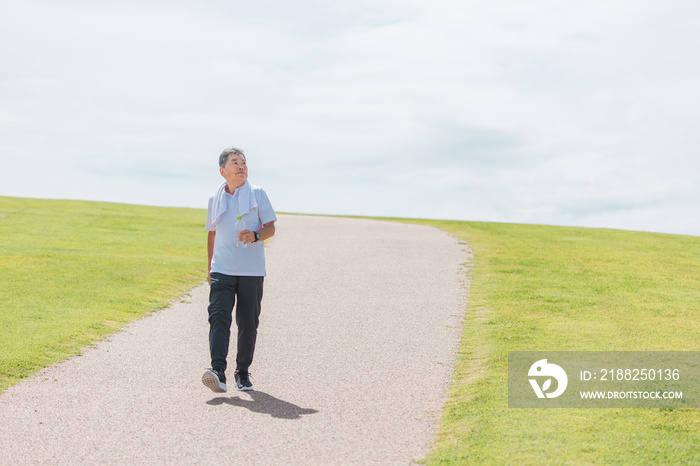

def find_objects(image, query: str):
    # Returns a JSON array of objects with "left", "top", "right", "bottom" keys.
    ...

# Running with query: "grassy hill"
[
  {"left": 0, "top": 196, "right": 207, "bottom": 392},
  {"left": 1, "top": 197, "right": 698, "bottom": 463},
  {"left": 394, "top": 219, "right": 700, "bottom": 464}
]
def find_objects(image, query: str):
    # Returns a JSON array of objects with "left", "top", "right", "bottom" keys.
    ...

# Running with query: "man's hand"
[
  {"left": 237, "top": 221, "right": 275, "bottom": 245},
  {"left": 238, "top": 229, "right": 255, "bottom": 244}
]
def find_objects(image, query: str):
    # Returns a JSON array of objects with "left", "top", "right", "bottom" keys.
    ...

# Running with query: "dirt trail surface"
[{"left": 0, "top": 215, "right": 470, "bottom": 465}]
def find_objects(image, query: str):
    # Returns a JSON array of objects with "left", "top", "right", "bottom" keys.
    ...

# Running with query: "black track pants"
[{"left": 208, "top": 272, "right": 264, "bottom": 374}]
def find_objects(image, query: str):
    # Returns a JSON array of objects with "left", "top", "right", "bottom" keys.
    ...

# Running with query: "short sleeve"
[
  {"left": 256, "top": 189, "right": 277, "bottom": 225},
  {"left": 205, "top": 196, "right": 217, "bottom": 231}
]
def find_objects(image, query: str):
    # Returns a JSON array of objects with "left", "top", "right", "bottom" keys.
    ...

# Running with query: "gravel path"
[{"left": 0, "top": 215, "right": 470, "bottom": 465}]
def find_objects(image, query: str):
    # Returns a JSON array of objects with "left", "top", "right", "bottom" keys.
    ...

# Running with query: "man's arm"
[
  {"left": 207, "top": 230, "right": 216, "bottom": 284},
  {"left": 257, "top": 221, "right": 276, "bottom": 242},
  {"left": 239, "top": 221, "right": 276, "bottom": 244}
]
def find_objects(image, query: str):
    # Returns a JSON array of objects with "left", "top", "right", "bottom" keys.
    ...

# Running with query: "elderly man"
[{"left": 202, "top": 147, "right": 277, "bottom": 392}]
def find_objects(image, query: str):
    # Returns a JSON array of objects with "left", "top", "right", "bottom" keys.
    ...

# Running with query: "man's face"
[{"left": 220, "top": 154, "right": 248, "bottom": 187}]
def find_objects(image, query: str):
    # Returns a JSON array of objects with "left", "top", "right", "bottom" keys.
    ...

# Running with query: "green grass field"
[
  {"left": 393, "top": 219, "right": 700, "bottom": 464},
  {"left": 1, "top": 197, "right": 698, "bottom": 463},
  {"left": 0, "top": 196, "right": 207, "bottom": 392}
]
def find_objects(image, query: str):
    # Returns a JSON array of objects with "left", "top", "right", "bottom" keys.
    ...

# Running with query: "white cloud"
[{"left": 0, "top": 0, "right": 698, "bottom": 235}]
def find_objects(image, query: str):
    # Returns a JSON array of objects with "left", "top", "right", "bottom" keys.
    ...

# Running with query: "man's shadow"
[{"left": 207, "top": 391, "right": 318, "bottom": 420}]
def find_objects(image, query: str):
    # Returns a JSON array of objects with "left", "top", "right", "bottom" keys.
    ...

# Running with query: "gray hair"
[{"left": 219, "top": 147, "right": 246, "bottom": 167}]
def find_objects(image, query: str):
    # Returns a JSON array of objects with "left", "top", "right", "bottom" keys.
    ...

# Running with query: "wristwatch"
[{"left": 253, "top": 231, "right": 260, "bottom": 242}]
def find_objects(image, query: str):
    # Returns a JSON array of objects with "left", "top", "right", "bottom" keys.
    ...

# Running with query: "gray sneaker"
[{"left": 202, "top": 369, "right": 227, "bottom": 393}]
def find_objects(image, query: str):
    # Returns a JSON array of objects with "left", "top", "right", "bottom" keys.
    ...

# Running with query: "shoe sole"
[
  {"left": 236, "top": 385, "right": 253, "bottom": 391},
  {"left": 202, "top": 370, "right": 227, "bottom": 393}
]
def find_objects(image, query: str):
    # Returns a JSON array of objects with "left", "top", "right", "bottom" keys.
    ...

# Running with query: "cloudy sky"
[{"left": 1, "top": 0, "right": 698, "bottom": 235}]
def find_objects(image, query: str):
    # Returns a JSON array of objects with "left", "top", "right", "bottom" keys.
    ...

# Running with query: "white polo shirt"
[{"left": 206, "top": 184, "right": 277, "bottom": 277}]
